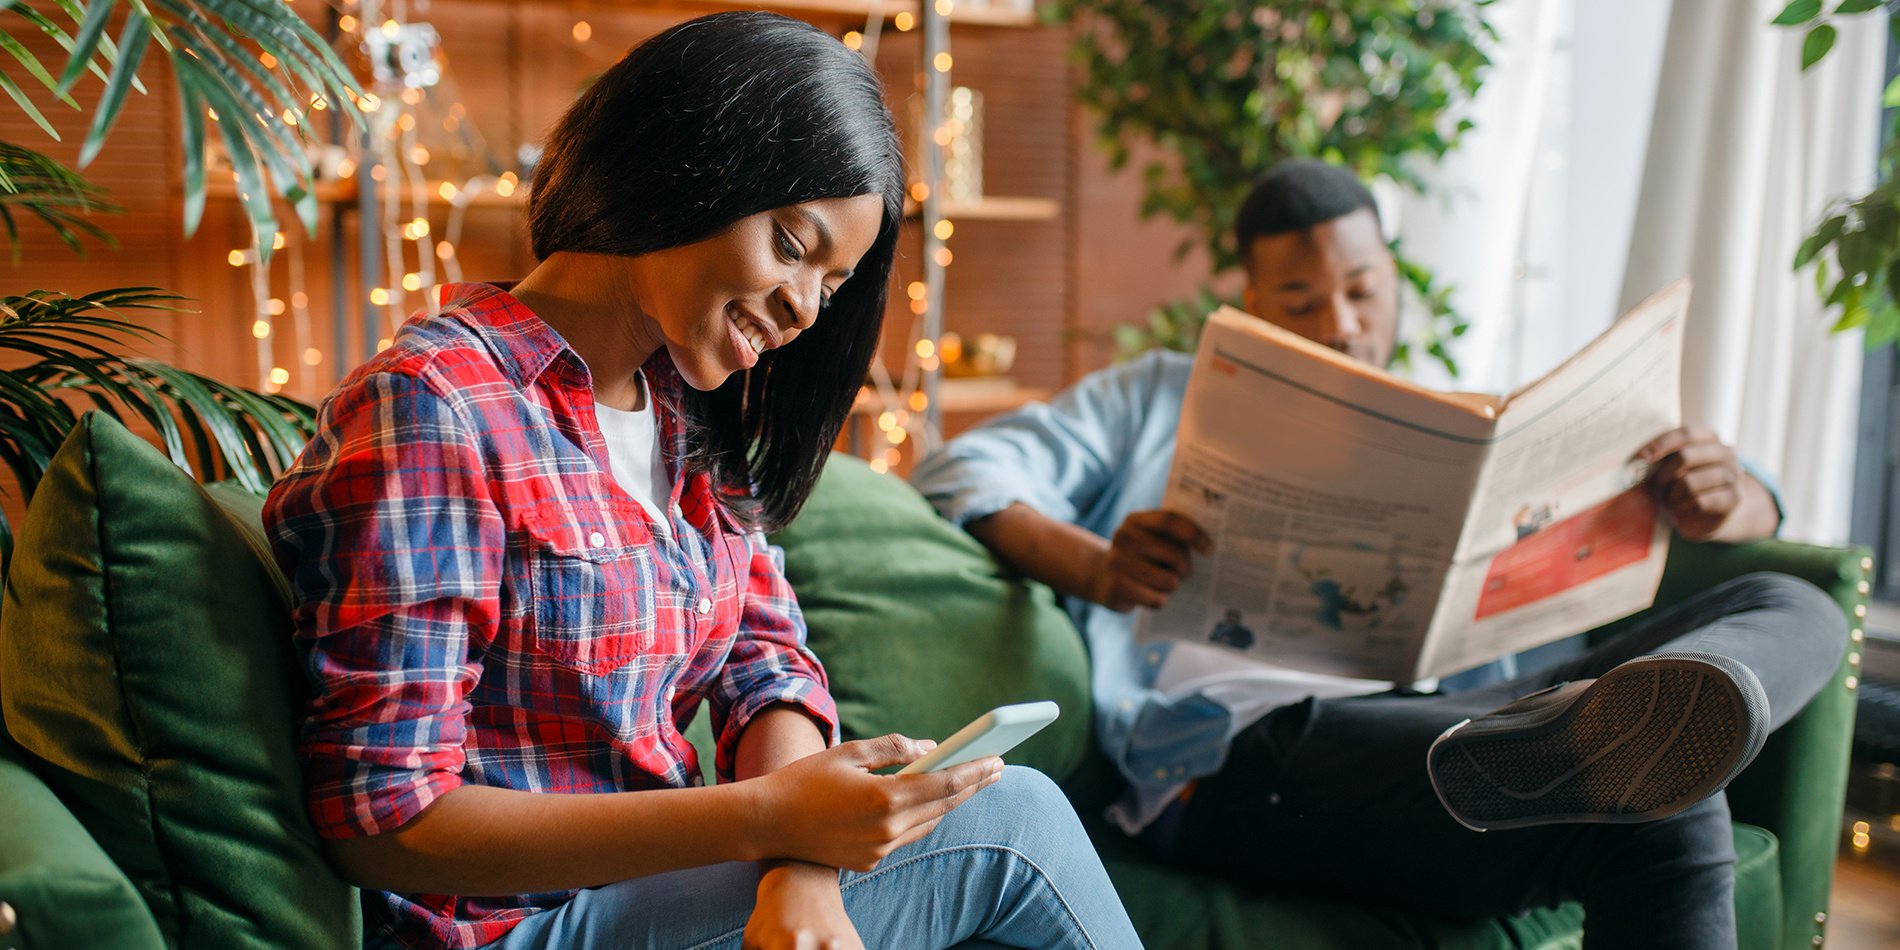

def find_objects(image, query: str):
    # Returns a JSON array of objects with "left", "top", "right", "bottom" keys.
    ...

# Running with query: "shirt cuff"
[
  {"left": 305, "top": 761, "right": 465, "bottom": 839},
  {"left": 714, "top": 676, "right": 840, "bottom": 783}
]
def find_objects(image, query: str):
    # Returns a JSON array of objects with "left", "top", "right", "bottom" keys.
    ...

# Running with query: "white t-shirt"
[{"left": 594, "top": 379, "right": 673, "bottom": 539}]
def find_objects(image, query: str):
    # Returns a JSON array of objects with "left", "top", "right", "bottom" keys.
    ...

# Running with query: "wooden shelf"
[
  {"left": 204, "top": 179, "right": 524, "bottom": 209},
  {"left": 905, "top": 195, "right": 1060, "bottom": 221},
  {"left": 667, "top": 0, "right": 1039, "bottom": 27},
  {"left": 852, "top": 377, "right": 1047, "bottom": 416}
]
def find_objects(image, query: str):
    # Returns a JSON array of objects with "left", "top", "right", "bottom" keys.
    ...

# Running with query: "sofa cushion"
[
  {"left": 0, "top": 745, "right": 163, "bottom": 949},
  {"left": 764, "top": 453, "right": 1093, "bottom": 780},
  {"left": 0, "top": 413, "right": 358, "bottom": 948}
]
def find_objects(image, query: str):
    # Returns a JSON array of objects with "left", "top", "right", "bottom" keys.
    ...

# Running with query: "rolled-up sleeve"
[
  {"left": 909, "top": 351, "right": 1163, "bottom": 527},
  {"left": 264, "top": 370, "right": 502, "bottom": 839},
  {"left": 708, "top": 529, "right": 840, "bottom": 782}
]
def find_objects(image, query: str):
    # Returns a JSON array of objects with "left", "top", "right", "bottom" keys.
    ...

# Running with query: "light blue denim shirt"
[{"left": 909, "top": 349, "right": 1785, "bottom": 834}]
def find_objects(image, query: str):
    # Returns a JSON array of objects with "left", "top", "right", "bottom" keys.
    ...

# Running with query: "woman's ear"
[{"left": 1242, "top": 284, "right": 1258, "bottom": 318}]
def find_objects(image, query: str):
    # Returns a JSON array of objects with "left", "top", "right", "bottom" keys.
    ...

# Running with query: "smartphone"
[{"left": 896, "top": 701, "right": 1061, "bottom": 775}]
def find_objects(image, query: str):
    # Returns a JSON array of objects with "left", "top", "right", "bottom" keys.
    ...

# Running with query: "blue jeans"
[
  {"left": 480, "top": 766, "right": 1141, "bottom": 950},
  {"left": 1166, "top": 572, "right": 1845, "bottom": 950}
]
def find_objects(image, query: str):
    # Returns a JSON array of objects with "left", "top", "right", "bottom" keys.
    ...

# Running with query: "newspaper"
[{"left": 1135, "top": 280, "right": 1689, "bottom": 683}]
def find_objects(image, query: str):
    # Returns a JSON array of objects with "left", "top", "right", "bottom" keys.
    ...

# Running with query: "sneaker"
[{"left": 1426, "top": 651, "right": 1769, "bottom": 832}]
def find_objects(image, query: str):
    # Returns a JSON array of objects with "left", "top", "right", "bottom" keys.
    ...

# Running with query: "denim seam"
[{"left": 680, "top": 844, "right": 1098, "bottom": 950}]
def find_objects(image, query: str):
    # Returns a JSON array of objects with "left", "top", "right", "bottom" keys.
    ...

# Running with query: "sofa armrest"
[
  {"left": 0, "top": 747, "right": 163, "bottom": 949},
  {"left": 1652, "top": 538, "right": 1868, "bottom": 950}
]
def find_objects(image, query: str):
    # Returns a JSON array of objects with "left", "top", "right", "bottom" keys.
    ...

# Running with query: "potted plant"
[
  {"left": 0, "top": 1, "right": 361, "bottom": 570},
  {"left": 1051, "top": 0, "right": 1495, "bottom": 373}
]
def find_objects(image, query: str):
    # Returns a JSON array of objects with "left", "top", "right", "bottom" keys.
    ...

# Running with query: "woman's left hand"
[{"left": 743, "top": 861, "right": 864, "bottom": 950}]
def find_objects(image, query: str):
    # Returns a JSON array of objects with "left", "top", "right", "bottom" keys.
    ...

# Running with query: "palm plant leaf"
[
  {"left": 0, "top": 289, "right": 316, "bottom": 510},
  {"left": 0, "top": 140, "right": 116, "bottom": 256},
  {"left": 8, "top": 0, "right": 362, "bottom": 254}
]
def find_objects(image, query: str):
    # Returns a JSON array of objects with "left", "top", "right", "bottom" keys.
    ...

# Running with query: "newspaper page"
[
  {"left": 1417, "top": 281, "right": 1686, "bottom": 677},
  {"left": 1135, "top": 280, "right": 1689, "bottom": 682}
]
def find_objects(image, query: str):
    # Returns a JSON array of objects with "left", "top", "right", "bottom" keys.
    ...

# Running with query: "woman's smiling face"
[{"left": 628, "top": 194, "right": 885, "bottom": 391}]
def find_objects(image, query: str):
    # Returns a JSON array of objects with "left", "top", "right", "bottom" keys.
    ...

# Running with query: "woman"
[{"left": 265, "top": 13, "right": 1139, "bottom": 950}]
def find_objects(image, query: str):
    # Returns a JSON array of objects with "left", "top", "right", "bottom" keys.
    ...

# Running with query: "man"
[{"left": 909, "top": 160, "right": 1839, "bottom": 947}]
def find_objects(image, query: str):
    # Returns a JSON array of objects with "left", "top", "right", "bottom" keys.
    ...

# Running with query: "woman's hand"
[
  {"left": 748, "top": 734, "right": 1002, "bottom": 872},
  {"left": 743, "top": 862, "right": 864, "bottom": 950}
]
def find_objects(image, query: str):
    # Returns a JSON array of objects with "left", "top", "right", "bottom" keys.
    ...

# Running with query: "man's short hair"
[{"left": 1234, "top": 160, "right": 1382, "bottom": 265}]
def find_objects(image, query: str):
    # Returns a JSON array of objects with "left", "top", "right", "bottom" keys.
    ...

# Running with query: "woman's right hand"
[{"left": 749, "top": 734, "right": 1002, "bottom": 872}]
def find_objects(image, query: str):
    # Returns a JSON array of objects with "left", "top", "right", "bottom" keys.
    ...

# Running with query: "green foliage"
[
  {"left": 0, "top": 1, "right": 361, "bottom": 571},
  {"left": 1, "top": 0, "right": 362, "bottom": 255},
  {"left": 1779, "top": 3, "right": 1900, "bottom": 343},
  {"left": 0, "top": 289, "right": 316, "bottom": 569},
  {"left": 0, "top": 141, "right": 116, "bottom": 257},
  {"left": 1052, "top": 0, "right": 1495, "bottom": 372}
]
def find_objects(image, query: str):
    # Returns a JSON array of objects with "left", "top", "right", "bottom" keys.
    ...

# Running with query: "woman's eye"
[
  {"left": 1348, "top": 286, "right": 1377, "bottom": 301},
  {"left": 773, "top": 227, "right": 803, "bottom": 263},
  {"left": 1284, "top": 304, "right": 1313, "bottom": 317}
]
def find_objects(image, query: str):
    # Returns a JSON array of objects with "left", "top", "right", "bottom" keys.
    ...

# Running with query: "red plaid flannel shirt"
[{"left": 264, "top": 282, "right": 838, "bottom": 948}]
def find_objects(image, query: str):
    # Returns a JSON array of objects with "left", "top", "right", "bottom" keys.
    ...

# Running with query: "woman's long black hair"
[{"left": 528, "top": 12, "right": 903, "bottom": 531}]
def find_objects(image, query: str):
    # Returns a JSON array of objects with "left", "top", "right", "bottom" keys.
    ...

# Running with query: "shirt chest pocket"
[{"left": 520, "top": 512, "right": 658, "bottom": 675}]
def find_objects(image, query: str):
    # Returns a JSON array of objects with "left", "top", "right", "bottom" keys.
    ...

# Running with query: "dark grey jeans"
[{"left": 1166, "top": 572, "right": 1846, "bottom": 950}]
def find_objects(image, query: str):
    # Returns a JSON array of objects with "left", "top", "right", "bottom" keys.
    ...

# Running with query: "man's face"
[{"left": 1240, "top": 207, "right": 1398, "bottom": 368}]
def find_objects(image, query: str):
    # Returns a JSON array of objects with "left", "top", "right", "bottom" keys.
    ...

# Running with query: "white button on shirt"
[
  {"left": 588, "top": 531, "right": 607, "bottom": 548},
  {"left": 696, "top": 597, "right": 713, "bottom": 615}
]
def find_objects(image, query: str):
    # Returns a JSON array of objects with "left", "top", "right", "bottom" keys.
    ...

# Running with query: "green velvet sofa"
[{"left": 0, "top": 415, "right": 1871, "bottom": 949}]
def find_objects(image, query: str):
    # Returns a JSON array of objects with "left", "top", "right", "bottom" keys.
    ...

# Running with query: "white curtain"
[
  {"left": 1619, "top": 0, "right": 1883, "bottom": 545},
  {"left": 1396, "top": 0, "right": 1882, "bottom": 545}
]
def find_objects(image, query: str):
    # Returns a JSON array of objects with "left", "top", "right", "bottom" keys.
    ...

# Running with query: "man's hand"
[
  {"left": 744, "top": 862, "right": 863, "bottom": 950},
  {"left": 1091, "top": 510, "right": 1213, "bottom": 612},
  {"left": 1638, "top": 425, "right": 1779, "bottom": 544}
]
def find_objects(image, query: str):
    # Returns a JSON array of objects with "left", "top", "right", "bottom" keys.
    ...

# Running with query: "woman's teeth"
[{"left": 730, "top": 312, "right": 766, "bottom": 354}]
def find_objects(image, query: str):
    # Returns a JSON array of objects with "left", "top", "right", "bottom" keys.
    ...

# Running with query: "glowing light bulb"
[
  {"left": 401, "top": 273, "right": 423, "bottom": 292},
  {"left": 381, "top": 19, "right": 399, "bottom": 37},
  {"left": 359, "top": 93, "right": 381, "bottom": 113},
  {"left": 894, "top": 11, "right": 914, "bottom": 30},
  {"left": 303, "top": 348, "right": 323, "bottom": 366},
  {"left": 227, "top": 249, "right": 247, "bottom": 267},
  {"left": 868, "top": 458, "right": 889, "bottom": 474},
  {"left": 572, "top": 20, "right": 592, "bottom": 41},
  {"left": 338, "top": 14, "right": 358, "bottom": 32},
  {"left": 401, "top": 87, "right": 423, "bottom": 105},
  {"left": 271, "top": 231, "right": 287, "bottom": 250},
  {"left": 291, "top": 291, "right": 309, "bottom": 309},
  {"left": 436, "top": 240, "right": 456, "bottom": 260},
  {"left": 282, "top": 108, "right": 299, "bottom": 127},
  {"left": 886, "top": 427, "right": 907, "bottom": 445},
  {"left": 936, "top": 0, "right": 953, "bottom": 14},
  {"left": 877, "top": 412, "right": 896, "bottom": 431},
  {"left": 907, "top": 281, "right": 927, "bottom": 300},
  {"left": 269, "top": 367, "right": 291, "bottom": 386},
  {"left": 933, "top": 247, "right": 953, "bottom": 267},
  {"left": 260, "top": 51, "right": 278, "bottom": 70},
  {"left": 908, "top": 390, "right": 928, "bottom": 411},
  {"left": 842, "top": 31, "right": 862, "bottom": 50},
  {"left": 252, "top": 320, "right": 272, "bottom": 339},
  {"left": 909, "top": 298, "right": 928, "bottom": 315},
  {"left": 370, "top": 164, "right": 388, "bottom": 182},
  {"left": 397, "top": 113, "right": 416, "bottom": 132},
  {"left": 909, "top": 182, "right": 930, "bottom": 202},
  {"left": 934, "top": 52, "right": 953, "bottom": 73},
  {"left": 335, "top": 159, "right": 356, "bottom": 179},
  {"left": 933, "top": 219, "right": 954, "bottom": 240},
  {"left": 915, "top": 339, "right": 935, "bottom": 358},
  {"left": 377, "top": 337, "right": 393, "bottom": 351},
  {"left": 369, "top": 287, "right": 390, "bottom": 306},
  {"left": 438, "top": 181, "right": 459, "bottom": 201},
  {"left": 267, "top": 297, "right": 286, "bottom": 315},
  {"left": 494, "top": 177, "right": 516, "bottom": 198}
]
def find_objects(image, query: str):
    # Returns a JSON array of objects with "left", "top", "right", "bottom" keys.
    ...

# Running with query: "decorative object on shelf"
[
  {"left": 1773, "top": 0, "right": 1900, "bottom": 344},
  {"left": 0, "top": 1, "right": 361, "bottom": 568},
  {"left": 1051, "top": 0, "right": 1494, "bottom": 375},
  {"left": 939, "top": 331, "right": 1016, "bottom": 378},
  {"left": 942, "top": 86, "right": 984, "bottom": 203}
]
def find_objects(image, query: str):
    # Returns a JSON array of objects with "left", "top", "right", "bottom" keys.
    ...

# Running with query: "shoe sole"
[{"left": 1427, "top": 652, "right": 1769, "bottom": 832}]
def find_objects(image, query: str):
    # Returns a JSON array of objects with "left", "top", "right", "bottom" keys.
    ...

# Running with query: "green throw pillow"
[
  {"left": 765, "top": 453, "right": 1093, "bottom": 781},
  {"left": 0, "top": 413, "right": 358, "bottom": 949}
]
